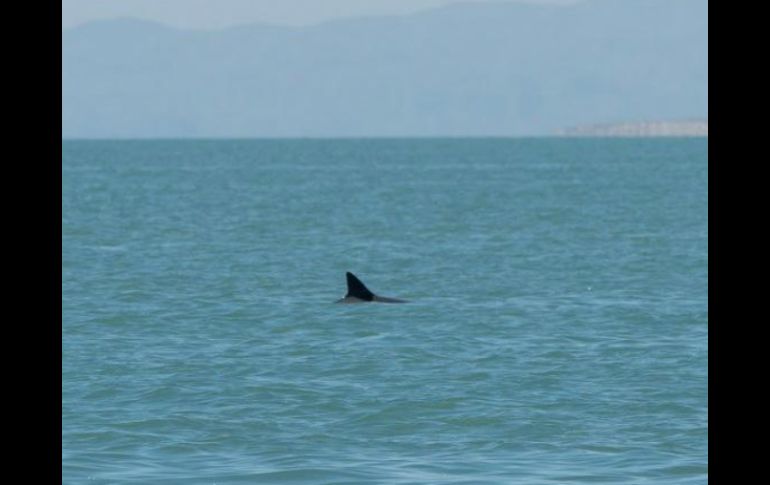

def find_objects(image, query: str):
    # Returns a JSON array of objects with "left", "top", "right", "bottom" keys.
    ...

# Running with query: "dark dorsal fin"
[{"left": 346, "top": 272, "right": 375, "bottom": 301}]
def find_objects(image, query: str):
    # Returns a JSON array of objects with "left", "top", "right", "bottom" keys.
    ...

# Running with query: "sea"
[{"left": 62, "top": 138, "right": 708, "bottom": 484}]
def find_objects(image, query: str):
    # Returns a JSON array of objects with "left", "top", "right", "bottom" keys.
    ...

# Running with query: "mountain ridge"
[{"left": 62, "top": 0, "right": 708, "bottom": 138}]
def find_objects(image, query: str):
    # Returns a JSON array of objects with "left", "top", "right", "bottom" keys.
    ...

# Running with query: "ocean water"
[{"left": 62, "top": 138, "right": 708, "bottom": 484}]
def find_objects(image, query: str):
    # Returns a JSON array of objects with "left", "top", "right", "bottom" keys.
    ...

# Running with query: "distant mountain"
[{"left": 62, "top": 0, "right": 708, "bottom": 138}]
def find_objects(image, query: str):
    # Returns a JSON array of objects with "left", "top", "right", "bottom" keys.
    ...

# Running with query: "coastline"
[{"left": 557, "top": 119, "right": 708, "bottom": 137}]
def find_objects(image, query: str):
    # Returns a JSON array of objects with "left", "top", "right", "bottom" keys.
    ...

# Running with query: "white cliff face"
[{"left": 557, "top": 120, "right": 708, "bottom": 137}]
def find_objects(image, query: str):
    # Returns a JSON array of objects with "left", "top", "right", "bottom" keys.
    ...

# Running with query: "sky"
[
  {"left": 62, "top": 0, "right": 706, "bottom": 137},
  {"left": 62, "top": 0, "right": 578, "bottom": 30}
]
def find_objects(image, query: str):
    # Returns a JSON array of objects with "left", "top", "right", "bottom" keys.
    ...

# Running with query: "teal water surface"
[{"left": 62, "top": 138, "right": 708, "bottom": 484}]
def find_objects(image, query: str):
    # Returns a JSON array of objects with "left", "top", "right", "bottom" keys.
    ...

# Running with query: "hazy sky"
[{"left": 62, "top": 0, "right": 579, "bottom": 30}]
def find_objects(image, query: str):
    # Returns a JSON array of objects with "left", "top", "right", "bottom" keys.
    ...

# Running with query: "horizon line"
[{"left": 61, "top": 134, "right": 708, "bottom": 142}]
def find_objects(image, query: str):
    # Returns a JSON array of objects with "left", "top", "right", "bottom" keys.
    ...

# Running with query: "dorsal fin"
[{"left": 346, "top": 272, "right": 375, "bottom": 301}]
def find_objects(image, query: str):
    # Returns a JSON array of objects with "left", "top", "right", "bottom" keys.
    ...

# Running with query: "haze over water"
[{"left": 62, "top": 138, "right": 708, "bottom": 484}]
